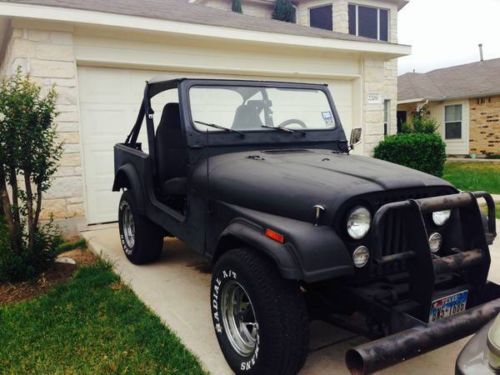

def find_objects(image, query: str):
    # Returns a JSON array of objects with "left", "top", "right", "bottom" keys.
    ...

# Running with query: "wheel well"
[
  {"left": 212, "top": 234, "right": 277, "bottom": 270},
  {"left": 113, "top": 170, "right": 130, "bottom": 191}
]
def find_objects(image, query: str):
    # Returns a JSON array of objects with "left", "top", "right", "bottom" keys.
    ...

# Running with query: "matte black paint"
[{"left": 112, "top": 78, "right": 499, "bottom": 373}]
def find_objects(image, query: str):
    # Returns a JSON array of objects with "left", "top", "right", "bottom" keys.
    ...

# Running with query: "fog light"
[
  {"left": 432, "top": 210, "right": 451, "bottom": 226},
  {"left": 353, "top": 246, "right": 370, "bottom": 268},
  {"left": 428, "top": 232, "right": 442, "bottom": 253},
  {"left": 488, "top": 314, "right": 500, "bottom": 371}
]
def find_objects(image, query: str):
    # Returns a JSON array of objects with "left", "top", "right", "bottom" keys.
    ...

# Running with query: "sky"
[{"left": 397, "top": 0, "right": 500, "bottom": 75}]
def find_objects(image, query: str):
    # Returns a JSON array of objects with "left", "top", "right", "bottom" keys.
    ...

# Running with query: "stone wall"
[
  {"left": 363, "top": 56, "right": 398, "bottom": 154},
  {"left": 0, "top": 24, "right": 85, "bottom": 233},
  {"left": 469, "top": 96, "right": 500, "bottom": 156}
]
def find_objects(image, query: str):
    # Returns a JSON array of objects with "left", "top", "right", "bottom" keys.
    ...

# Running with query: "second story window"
[
  {"left": 348, "top": 4, "right": 389, "bottom": 41},
  {"left": 310, "top": 5, "right": 333, "bottom": 30}
]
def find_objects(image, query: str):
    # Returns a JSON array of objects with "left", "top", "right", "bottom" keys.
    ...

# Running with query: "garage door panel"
[{"left": 79, "top": 66, "right": 355, "bottom": 223}]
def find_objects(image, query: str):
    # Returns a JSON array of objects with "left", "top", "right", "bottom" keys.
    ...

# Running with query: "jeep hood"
[{"left": 193, "top": 149, "right": 454, "bottom": 221}]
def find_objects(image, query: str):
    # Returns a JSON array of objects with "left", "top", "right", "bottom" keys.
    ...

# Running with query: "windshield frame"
[{"left": 179, "top": 79, "right": 347, "bottom": 148}]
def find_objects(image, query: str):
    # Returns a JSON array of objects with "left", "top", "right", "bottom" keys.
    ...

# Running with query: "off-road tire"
[
  {"left": 211, "top": 248, "right": 309, "bottom": 375},
  {"left": 118, "top": 190, "right": 164, "bottom": 264}
]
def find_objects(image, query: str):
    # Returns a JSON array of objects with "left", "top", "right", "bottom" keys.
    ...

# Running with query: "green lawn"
[
  {"left": 443, "top": 161, "right": 500, "bottom": 194},
  {"left": 0, "top": 262, "right": 205, "bottom": 374},
  {"left": 480, "top": 202, "right": 500, "bottom": 220}
]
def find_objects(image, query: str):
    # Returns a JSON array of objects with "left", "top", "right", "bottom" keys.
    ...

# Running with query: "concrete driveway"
[{"left": 82, "top": 222, "right": 500, "bottom": 374}]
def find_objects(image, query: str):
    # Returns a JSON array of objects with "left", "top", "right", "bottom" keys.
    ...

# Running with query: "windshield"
[{"left": 189, "top": 85, "right": 336, "bottom": 132}]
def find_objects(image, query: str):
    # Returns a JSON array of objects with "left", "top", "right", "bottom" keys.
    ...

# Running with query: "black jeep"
[{"left": 112, "top": 78, "right": 499, "bottom": 374}]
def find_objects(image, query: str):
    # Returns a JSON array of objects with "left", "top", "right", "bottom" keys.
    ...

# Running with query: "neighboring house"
[
  {"left": 0, "top": 0, "right": 409, "bottom": 232},
  {"left": 398, "top": 58, "right": 500, "bottom": 156}
]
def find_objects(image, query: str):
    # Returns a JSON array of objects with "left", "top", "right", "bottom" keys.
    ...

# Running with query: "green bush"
[
  {"left": 272, "top": 0, "right": 296, "bottom": 22},
  {"left": 401, "top": 105, "right": 439, "bottom": 134},
  {"left": 374, "top": 133, "right": 447, "bottom": 177},
  {"left": 0, "top": 220, "right": 62, "bottom": 282},
  {"left": 401, "top": 117, "right": 439, "bottom": 134}
]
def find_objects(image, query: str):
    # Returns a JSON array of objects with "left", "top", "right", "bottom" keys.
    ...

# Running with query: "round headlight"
[
  {"left": 347, "top": 206, "right": 371, "bottom": 240},
  {"left": 429, "top": 232, "right": 442, "bottom": 253},
  {"left": 353, "top": 246, "right": 370, "bottom": 268},
  {"left": 488, "top": 315, "right": 500, "bottom": 371},
  {"left": 432, "top": 210, "right": 451, "bottom": 226}
]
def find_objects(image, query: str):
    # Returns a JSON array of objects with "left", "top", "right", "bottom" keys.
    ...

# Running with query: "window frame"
[
  {"left": 383, "top": 99, "right": 390, "bottom": 136},
  {"left": 444, "top": 104, "right": 463, "bottom": 140},
  {"left": 291, "top": 4, "right": 298, "bottom": 24},
  {"left": 348, "top": 3, "right": 389, "bottom": 41},
  {"left": 309, "top": 4, "right": 333, "bottom": 31}
]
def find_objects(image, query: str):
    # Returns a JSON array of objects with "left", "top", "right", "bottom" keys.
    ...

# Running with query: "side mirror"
[{"left": 349, "top": 128, "right": 362, "bottom": 149}]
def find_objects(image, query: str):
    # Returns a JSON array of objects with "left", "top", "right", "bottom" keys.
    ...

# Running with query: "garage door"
[{"left": 78, "top": 66, "right": 354, "bottom": 223}]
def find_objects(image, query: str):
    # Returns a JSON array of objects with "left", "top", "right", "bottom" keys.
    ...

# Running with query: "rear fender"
[{"left": 112, "top": 164, "right": 145, "bottom": 213}]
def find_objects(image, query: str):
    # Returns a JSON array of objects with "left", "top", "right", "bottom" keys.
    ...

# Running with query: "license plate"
[{"left": 429, "top": 290, "right": 468, "bottom": 322}]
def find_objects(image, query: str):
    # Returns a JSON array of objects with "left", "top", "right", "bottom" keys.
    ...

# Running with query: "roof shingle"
[
  {"left": 398, "top": 58, "right": 500, "bottom": 102},
  {"left": 2, "top": 0, "right": 391, "bottom": 44}
]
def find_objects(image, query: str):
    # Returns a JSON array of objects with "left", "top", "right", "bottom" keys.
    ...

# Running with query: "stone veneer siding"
[
  {"left": 0, "top": 25, "right": 85, "bottom": 233},
  {"left": 469, "top": 95, "right": 500, "bottom": 155}
]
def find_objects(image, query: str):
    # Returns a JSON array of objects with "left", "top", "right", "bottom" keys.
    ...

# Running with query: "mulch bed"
[{"left": 0, "top": 248, "right": 97, "bottom": 305}]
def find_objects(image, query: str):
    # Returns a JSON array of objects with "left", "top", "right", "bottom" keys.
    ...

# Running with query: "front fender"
[
  {"left": 218, "top": 219, "right": 303, "bottom": 279},
  {"left": 217, "top": 203, "right": 354, "bottom": 283}
]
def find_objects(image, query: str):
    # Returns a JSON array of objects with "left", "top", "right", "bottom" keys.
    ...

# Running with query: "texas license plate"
[{"left": 429, "top": 290, "right": 468, "bottom": 323}]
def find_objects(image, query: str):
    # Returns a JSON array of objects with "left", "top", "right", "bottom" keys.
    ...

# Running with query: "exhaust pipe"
[{"left": 345, "top": 297, "right": 500, "bottom": 374}]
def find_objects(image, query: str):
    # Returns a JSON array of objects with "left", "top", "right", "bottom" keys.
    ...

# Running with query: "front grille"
[
  {"left": 379, "top": 209, "right": 408, "bottom": 275},
  {"left": 368, "top": 188, "right": 455, "bottom": 277}
]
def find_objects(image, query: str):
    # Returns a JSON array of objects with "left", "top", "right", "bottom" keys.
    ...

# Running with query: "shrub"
[
  {"left": 272, "top": 0, "right": 296, "bottom": 22},
  {"left": 231, "top": 0, "right": 242, "bottom": 13},
  {"left": 400, "top": 105, "right": 439, "bottom": 134},
  {"left": 0, "top": 220, "right": 62, "bottom": 282},
  {"left": 374, "top": 133, "right": 447, "bottom": 177},
  {"left": 0, "top": 68, "right": 62, "bottom": 281}
]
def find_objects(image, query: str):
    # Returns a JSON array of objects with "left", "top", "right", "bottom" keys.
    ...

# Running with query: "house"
[
  {"left": 0, "top": 0, "right": 410, "bottom": 232},
  {"left": 398, "top": 58, "right": 500, "bottom": 156}
]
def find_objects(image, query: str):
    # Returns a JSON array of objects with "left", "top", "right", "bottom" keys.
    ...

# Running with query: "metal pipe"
[
  {"left": 345, "top": 298, "right": 500, "bottom": 375},
  {"left": 472, "top": 191, "right": 497, "bottom": 236},
  {"left": 414, "top": 193, "right": 473, "bottom": 213},
  {"left": 433, "top": 249, "right": 483, "bottom": 274}
]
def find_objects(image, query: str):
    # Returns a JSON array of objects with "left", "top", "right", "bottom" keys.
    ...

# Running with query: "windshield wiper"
[
  {"left": 195, "top": 120, "right": 245, "bottom": 137},
  {"left": 261, "top": 125, "right": 306, "bottom": 136}
]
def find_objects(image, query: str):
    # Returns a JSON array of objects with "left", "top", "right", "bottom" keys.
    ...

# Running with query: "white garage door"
[{"left": 78, "top": 66, "right": 354, "bottom": 224}]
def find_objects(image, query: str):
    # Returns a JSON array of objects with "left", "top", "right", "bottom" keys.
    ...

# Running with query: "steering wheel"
[{"left": 278, "top": 119, "right": 307, "bottom": 128}]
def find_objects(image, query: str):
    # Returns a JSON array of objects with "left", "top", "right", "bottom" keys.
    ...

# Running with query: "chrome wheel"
[
  {"left": 221, "top": 280, "right": 259, "bottom": 357},
  {"left": 122, "top": 202, "right": 135, "bottom": 253}
]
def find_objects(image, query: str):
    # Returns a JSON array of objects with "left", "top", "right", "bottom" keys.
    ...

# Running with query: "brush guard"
[{"left": 344, "top": 191, "right": 498, "bottom": 374}]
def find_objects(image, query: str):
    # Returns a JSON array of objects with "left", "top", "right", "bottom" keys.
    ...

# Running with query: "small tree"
[
  {"left": 0, "top": 68, "right": 62, "bottom": 281},
  {"left": 401, "top": 105, "right": 439, "bottom": 134},
  {"left": 272, "top": 0, "right": 296, "bottom": 23},
  {"left": 232, "top": 0, "right": 242, "bottom": 13}
]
